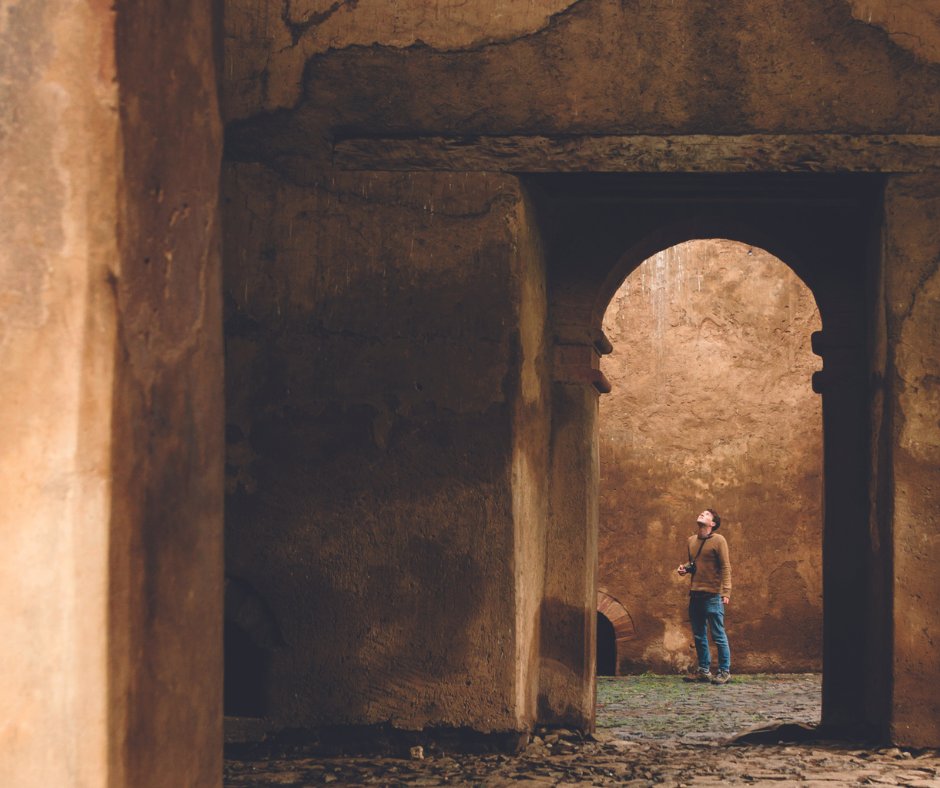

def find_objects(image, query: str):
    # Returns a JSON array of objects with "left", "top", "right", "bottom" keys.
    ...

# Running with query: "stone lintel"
[{"left": 334, "top": 134, "right": 940, "bottom": 173}]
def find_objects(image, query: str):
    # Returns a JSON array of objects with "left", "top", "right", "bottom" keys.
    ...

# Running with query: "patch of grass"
[{"left": 595, "top": 674, "right": 822, "bottom": 741}]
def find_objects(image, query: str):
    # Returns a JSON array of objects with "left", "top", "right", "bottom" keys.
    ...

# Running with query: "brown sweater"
[{"left": 686, "top": 533, "right": 732, "bottom": 598}]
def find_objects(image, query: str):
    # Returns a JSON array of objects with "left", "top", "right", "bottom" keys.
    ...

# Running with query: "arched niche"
[{"left": 597, "top": 590, "right": 637, "bottom": 676}]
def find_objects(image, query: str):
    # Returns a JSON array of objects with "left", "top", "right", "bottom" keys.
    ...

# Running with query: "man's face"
[{"left": 696, "top": 510, "right": 715, "bottom": 532}]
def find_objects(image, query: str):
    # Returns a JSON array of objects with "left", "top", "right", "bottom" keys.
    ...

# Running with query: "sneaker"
[
  {"left": 683, "top": 669, "right": 712, "bottom": 683},
  {"left": 710, "top": 670, "right": 732, "bottom": 685}
]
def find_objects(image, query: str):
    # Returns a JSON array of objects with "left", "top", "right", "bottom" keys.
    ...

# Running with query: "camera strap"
[{"left": 688, "top": 538, "right": 707, "bottom": 564}]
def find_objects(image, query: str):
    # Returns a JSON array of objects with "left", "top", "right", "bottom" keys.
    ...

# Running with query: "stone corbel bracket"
[
  {"left": 810, "top": 329, "right": 867, "bottom": 394},
  {"left": 553, "top": 331, "right": 613, "bottom": 394}
]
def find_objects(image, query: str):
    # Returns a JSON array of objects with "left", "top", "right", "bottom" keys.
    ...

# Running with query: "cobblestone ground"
[{"left": 224, "top": 675, "right": 940, "bottom": 786}]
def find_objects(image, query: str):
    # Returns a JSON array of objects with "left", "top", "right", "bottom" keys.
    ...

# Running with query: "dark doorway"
[
  {"left": 527, "top": 173, "right": 885, "bottom": 734},
  {"left": 597, "top": 612, "right": 617, "bottom": 676},
  {"left": 224, "top": 622, "right": 266, "bottom": 717},
  {"left": 223, "top": 577, "right": 282, "bottom": 719}
]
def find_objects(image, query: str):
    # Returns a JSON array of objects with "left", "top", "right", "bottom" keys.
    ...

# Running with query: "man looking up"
[{"left": 677, "top": 508, "right": 732, "bottom": 685}]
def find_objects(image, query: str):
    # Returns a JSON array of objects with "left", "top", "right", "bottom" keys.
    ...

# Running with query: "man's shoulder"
[{"left": 711, "top": 533, "right": 729, "bottom": 546}]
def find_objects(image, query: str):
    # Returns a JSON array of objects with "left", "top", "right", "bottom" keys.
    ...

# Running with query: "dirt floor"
[{"left": 224, "top": 674, "right": 940, "bottom": 786}]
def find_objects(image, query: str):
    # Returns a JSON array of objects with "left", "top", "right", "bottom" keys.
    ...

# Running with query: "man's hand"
[
  {"left": 722, "top": 596, "right": 730, "bottom": 605},
  {"left": 677, "top": 564, "right": 688, "bottom": 576}
]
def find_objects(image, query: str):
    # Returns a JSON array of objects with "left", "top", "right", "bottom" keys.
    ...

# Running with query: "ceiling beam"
[{"left": 333, "top": 134, "right": 940, "bottom": 174}]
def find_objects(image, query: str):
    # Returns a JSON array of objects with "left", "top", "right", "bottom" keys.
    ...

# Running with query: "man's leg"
[
  {"left": 686, "top": 595, "right": 711, "bottom": 679},
  {"left": 706, "top": 596, "right": 731, "bottom": 683}
]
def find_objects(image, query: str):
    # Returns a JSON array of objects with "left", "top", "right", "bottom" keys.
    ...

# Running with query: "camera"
[{"left": 682, "top": 561, "right": 697, "bottom": 575}]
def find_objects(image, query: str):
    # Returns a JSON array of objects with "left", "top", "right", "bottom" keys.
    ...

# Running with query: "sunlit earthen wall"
[
  {"left": 599, "top": 240, "right": 823, "bottom": 674},
  {"left": 1, "top": 1, "right": 223, "bottom": 784}
]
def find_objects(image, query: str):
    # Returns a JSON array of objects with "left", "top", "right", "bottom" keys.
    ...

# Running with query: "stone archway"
[
  {"left": 530, "top": 173, "right": 884, "bottom": 738},
  {"left": 596, "top": 612, "right": 616, "bottom": 677},
  {"left": 598, "top": 239, "right": 823, "bottom": 675},
  {"left": 597, "top": 590, "right": 636, "bottom": 676}
]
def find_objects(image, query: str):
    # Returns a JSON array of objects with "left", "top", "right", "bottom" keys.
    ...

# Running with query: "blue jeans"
[{"left": 689, "top": 593, "right": 730, "bottom": 673}]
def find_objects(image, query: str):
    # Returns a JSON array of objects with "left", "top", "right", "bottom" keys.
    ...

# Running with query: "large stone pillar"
[
  {"left": 222, "top": 168, "right": 549, "bottom": 737},
  {"left": 538, "top": 296, "right": 609, "bottom": 730},
  {"left": 0, "top": 1, "right": 223, "bottom": 785},
  {"left": 880, "top": 175, "right": 940, "bottom": 747},
  {"left": 1, "top": 5, "right": 118, "bottom": 782},
  {"left": 539, "top": 381, "right": 599, "bottom": 730}
]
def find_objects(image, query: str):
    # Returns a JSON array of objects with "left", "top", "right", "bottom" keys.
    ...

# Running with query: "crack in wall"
[
  {"left": 896, "top": 252, "right": 940, "bottom": 329},
  {"left": 281, "top": 0, "right": 359, "bottom": 47},
  {"left": 226, "top": 0, "right": 940, "bottom": 168},
  {"left": 277, "top": 0, "right": 590, "bottom": 55},
  {"left": 224, "top": 0, "right": 585, "bottom": 119},
  {"left": 844, "top": 0, "right": 940, "bottom": 65}
]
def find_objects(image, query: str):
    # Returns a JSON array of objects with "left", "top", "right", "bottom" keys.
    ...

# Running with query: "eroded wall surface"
[
  {"left": 881, "top": 176, "right": 940, "bottom": 748},
  {"left": 1, "top": 2, "right": 119, "bottom": 783},
  {"left": 224, "top": 0, "right": 581, "bottom": 119},
  {"left": 224, "top": 0, "right": 940, "bottom": 124},
  {"left": 511, "top": 194, "right": 552, "bottom": 728},
  {"left": 225, "top": 0, "right": 940, "bottom": 164},
  {"left": 109, "top": 2, "right": 225, "bottom": 785},
  {"left": 223, "top": 165, "right": 548, "bottom": 731},
  {"left": 598, "top": 240, "right": 823, "bottom": 674}
]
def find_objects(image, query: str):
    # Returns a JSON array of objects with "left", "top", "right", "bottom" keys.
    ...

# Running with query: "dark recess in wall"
[{"left": 597, "top": 612, "right": 617, "bottom": 677}]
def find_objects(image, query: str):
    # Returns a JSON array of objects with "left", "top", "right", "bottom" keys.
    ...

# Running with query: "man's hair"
[{"left": 707, "top": 508, "right": 721, "bottom": 530}]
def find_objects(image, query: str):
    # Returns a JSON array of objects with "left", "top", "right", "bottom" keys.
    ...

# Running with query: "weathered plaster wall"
[
  {"left": 1, "top": 2, "right": 119, "bottom": 783},
  {"left": 510, "top": 195, "right": 551, "bottom": 726},
  {"left": 110, "top": 2, "right": 224, "bottom": 785},
  {"left": 846, "top": 1, "right": 940, "bottom": 64},
  {"left": 1, "top": 1, "right": 223, "bottom": 785},
  {"left": 541, "top": 382, "right": 600, "bottom": 728},
  {"left": 880, "top": 176, "right": 940, "bottom": 747},
  {"left": 223, "top": 165, "right": 547, "bottom": 732},
  {"left": 599, "top": 240, "right": 823, "bottom": 674},
  {"left": 225, "top": 0, "right": 940, "bottom": 170},
  {"left": 223, "top": 0, "right": 940, "bottom": 125},
  {"left": 224, "top": 0, "right": 580, "bottom": 119}
]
